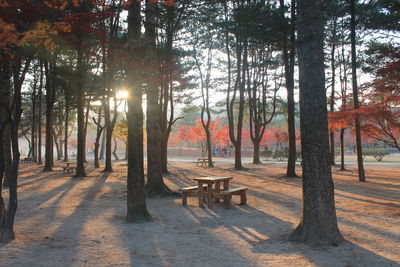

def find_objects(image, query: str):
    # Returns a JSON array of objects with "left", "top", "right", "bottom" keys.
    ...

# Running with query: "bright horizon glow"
[{"left": 117, "top": 90, "right": 129, "bottom": 99}]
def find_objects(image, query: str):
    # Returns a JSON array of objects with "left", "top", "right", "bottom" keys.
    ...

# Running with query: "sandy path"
[{"left": 0, "top": 162, "right": 399, "bottom": 266}]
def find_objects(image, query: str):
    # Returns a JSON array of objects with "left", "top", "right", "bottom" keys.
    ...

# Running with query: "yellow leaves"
[
  {"left": 0, "top": 19, "right": 19, "bottom": 47},
  {"left": 18, "top": 20, "right": 71, "bottom": 51}
]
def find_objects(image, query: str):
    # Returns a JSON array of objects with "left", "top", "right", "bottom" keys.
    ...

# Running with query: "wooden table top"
[{"left": 193, "top": 176, "right": 233, "bottom": 182}]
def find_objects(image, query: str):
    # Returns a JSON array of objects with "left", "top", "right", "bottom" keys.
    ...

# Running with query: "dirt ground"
[{"left": 0, "top": 161, "right": 399, "bottom": 267}]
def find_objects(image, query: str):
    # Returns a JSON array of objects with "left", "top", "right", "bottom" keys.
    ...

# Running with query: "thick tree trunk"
[
  {"left": 126, "top": 0, "right": 151, "bottom": 223},
  {"left": 2, "top": 125, "right": 12, "bottom": 186},
  {"left": 289, "top": 0, "right": 343, "bottom": 245},
  {"left": 253, "top": 139, "right": 261, "bottom": 164},
  {"left": 43, "top": 63, "right": 55, "bottom": 172},
  {"left": 350, "top": 0, "right": 366, "bottom": 182},
  {"left": 75, "top": 43, "right": 86, "bottom": 177},
  {"left": 103, "top": 99, "right": 113, "bottom": 172},
  {"left": 145, "top": 0, "right": 171, "bottom": 196}
]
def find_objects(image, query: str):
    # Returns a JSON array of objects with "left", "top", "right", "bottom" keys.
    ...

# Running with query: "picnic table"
[
  {"left": 184, "top": 176, "right": 247, "bottom": 208},
  {"left": 62, "top": 162, "right": 76, "bottom": 174},
  {"left": 21, "top": 157, "right": 35, "bottom": 164},
  {"left": 195, "top": 157, "right": 214, "bottom": 166}
]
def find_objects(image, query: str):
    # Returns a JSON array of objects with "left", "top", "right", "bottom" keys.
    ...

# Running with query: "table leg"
[
  {"left": 198, "top": 181, "right": 204, "bottom": 208},
  {"left": 215, "top": 181, "right": 221, "bottom": 203},
  {"left": 207, "top": 182, "right": 213, "bottom": 207},
  {"left": 223, "top": 180, "right": 229, "bottom": 190}
]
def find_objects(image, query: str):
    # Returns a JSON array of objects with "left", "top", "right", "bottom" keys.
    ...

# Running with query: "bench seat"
[
  {"left": 180, "top": 185, "right": 208, "bottom": 206},
  {"left": 212, "top": 187, "right": 247, "bottom": 208}
]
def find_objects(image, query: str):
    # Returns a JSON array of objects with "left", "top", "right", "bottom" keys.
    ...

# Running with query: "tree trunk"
[
  {"left": 63, "top": 99, "right": 69, "bottom": 162},
  {"left": 145, "top": 0, "right": 171, "bottom": 197},
  {"left": 43, "top": 62, "right": 55, "bottom": 172},
  {"left": 37, "top": 62, "right": 43, "bottom": 165},
  {"left": 99, "top": 129, "right": 105, "bottom": 160},
  {"left": 280, "top": 0, "right": 297, "bottom": 177},
  {"left": 289, "top": 0, "right": 343, "bottom": 245},
  {"left": 350, "top": 0, "right": 366, "bottom": 182},
  {"left": 112, "top": 138, "right": 119, "bottom": 160},
  {"left": 340, "top": 128, "right": 346, "bottom": 171},
  {"left": 31, "top": 97, "right": 36, "bottom": 162},
  {"left": 103, "top": 98, "right": 113, "bottom": 172},
  {"left": 126, "top": 0, "right": 152, "bottom": 223},
  {"left": 75, "top": 42, "right": 86, "bottom": 177},
  {"left": 2, "top": 125, "right": 12, "bottom": 186},
  {"left": 253, "top": 139, "right": 261, "bottom": 164},
  {"left": 329, "top": 17, "right": 338, "bottom": 165}
]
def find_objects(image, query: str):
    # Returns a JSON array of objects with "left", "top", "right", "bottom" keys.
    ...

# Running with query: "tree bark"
[
  {"left": 145, "top": 0, "right": 171, "bottom": 196},
  {"left": 43, "top": 62, "right": 55, "bottom": 172},
  {"left": 289, "top": 0, "right": 343, "bottom": 245},
  {"left": 37, "top": 61, "right": 43, "bottom": 165},
  {"left": 112, "top": 138, "right": 119, "bottom": 160},
  {"left": 280, "top": 0, "right": 297, "bottom": 177},
  {"left": 350, "top": 0, "right": 366, "bottom": 182},
  {"left": 75, "top": 42, "right": 86, "bottom": 177},
  {"left": 340, "top": 128, "right": 346, "bottom": 171},
  {"left": 329, "top": 17, "right": 338, "bottom": 165},
  {"left": 126, "top": 0, "right": 152, "bottom": 223},
  {"left": 63, "top": 98, "right": 69, "bottom": 162}
]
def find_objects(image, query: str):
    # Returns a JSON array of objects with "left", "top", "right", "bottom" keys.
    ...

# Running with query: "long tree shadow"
[{"left": 9, "top": 170, "right": 111, "bottom": 265}]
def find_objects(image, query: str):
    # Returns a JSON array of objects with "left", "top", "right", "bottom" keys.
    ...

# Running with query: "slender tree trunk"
[
  {"left": 126, "top": 0, "right": 151, "bottom": 222},
  {"left": 340, "top": 128, "right": 346, "bottom": 171},
  {"left": 75, "top": 43, "right": 86, "bottom": 177},
  {"left": 280, "top": 0, "right": 297, "bottom": 177},
  {"left": 112, "top": 138, "right": 119, "bottom": 160},
  {"left": 31, "top": 98, "right": 36, "bottom": 162},
  {"left": 83, "top": 97, "right": 91, "bottom": 162},
  {"left": 99, "top": 130, "right": 105, "bottom": 160},
  {"left": 289, "top": 0, "right": 343, "bottom": 245},
  {"left": 330, "top": 17, "right": 338, "bottom": 165},
  {"left": 37, "top": 62, "right": 43, "bottom": 165},
  {"left": 63, "top": 100, "right": 69, "bottom": 162},
  {"left": 43, "top": 62, "right": 55, "bottom": 172},
  {"left": 350, "top": 0, "right": 366, "bottom": 182}
]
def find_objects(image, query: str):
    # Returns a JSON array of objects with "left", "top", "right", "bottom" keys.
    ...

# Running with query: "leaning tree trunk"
[
  {"left": 126, "top": 0, "right": 152, "bottom": 223},
  {"left": 289, "top": 0, "right": 343, "bottom": 245},
  {"left": 350, "top": 0, "right": 366, "bottom": 182}
]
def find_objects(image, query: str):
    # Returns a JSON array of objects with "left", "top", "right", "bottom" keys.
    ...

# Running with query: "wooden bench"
[
  {"left": 62, "top": 162, "right": 78, "bottom": 174},
  {"left": 213, "top": 187, "right": 247, "bottom": 208},
  {"left": 195, "top": 158, "right": 215, "bottom": 167},
  {"left": 21, "top": 157, "right": 35, "bottom": 164},
  {"left": 180, "top": 185, "right": 208, "bottom": 206}
]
